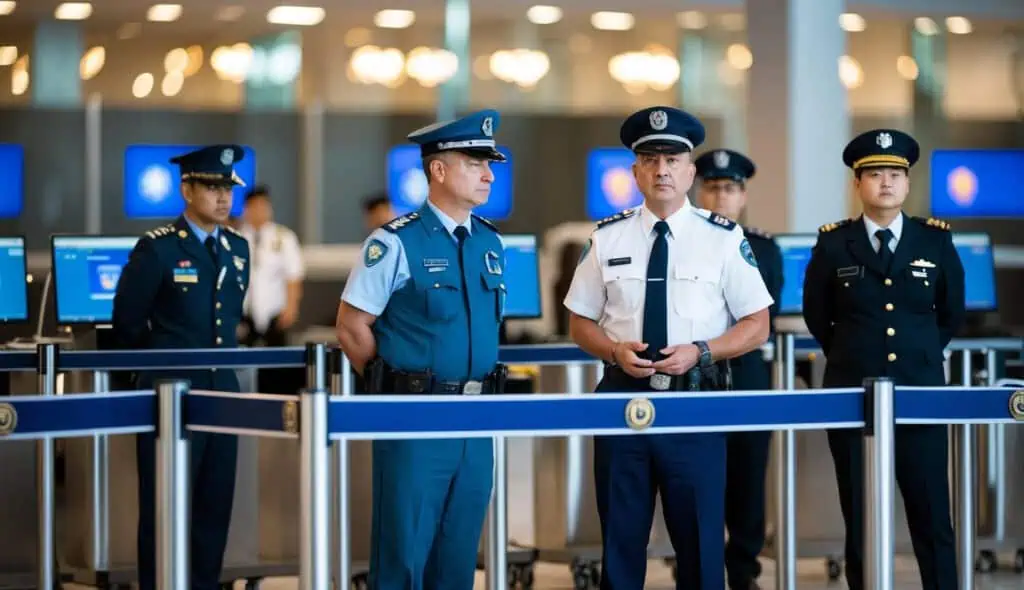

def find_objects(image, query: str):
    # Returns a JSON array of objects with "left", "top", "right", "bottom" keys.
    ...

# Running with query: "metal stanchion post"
[
  {"left": 36, "top": 343, "right": 58, "bottom": 590},
  {"left": 863, "top": 377, "right": 895, "bottom": 590},
  {"left": 564, "top": 362, "right": 585, "bottom": 544},
  {"left": 329, "top": 348, "right": 351, "bottom": 590},
  {"left": 156, "top": 379, "right": 189, "bottom": 590},
  {"left": 985, "top": 349, "right": 1005, "bottom": 543},
  {"left": 774, "top": 333, "right": 797, "bottom": 590},
  {"left": 91, "top": 370, "right": 111, "bottom": 576},
  {"left": 487, "top": 435, "right": 508, "bottom": 590},
  {"left": 300, "top": 387, "right": 330, "bottom": 590},
  {"left": 955, "top": 351, "right": 975, "bottom": 590},
  {"left": 306, "top": 341, "right": 327, "bottom": 390}
]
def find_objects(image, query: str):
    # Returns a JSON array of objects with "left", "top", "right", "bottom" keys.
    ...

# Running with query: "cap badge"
[
  {"left": 649, "top": 110, "right": 668, "bottom": 131},
  {"left": 714, "top": 150, "right": 730, "bottom": 169},
  {"left": 220, "top": 149, "right": 233, "bottom": 166},
  {"left": 481, "top": 116, "right": 494, "bottom": 137},
  {"left": 876, "top": 132, "right": 893, "bottom": 149}
]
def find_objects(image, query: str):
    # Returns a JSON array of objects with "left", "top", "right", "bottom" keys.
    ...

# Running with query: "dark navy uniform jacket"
[
  {"left": 112, "top": 215, "right": 251, "bottom": 393},
  {"left": 730, "top": 226, "right": 783, "bottom": 390},
  {"left": 802, "top": 214, "right": 965, "bottom": 387}
]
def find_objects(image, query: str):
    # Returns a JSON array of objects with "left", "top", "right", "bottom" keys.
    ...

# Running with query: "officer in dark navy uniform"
[
  {"left": 112, "top": 144, "right": 250, "bottom": 590},
  {"left": 695, "top": 149, "right": 782, "bottom": 590},
  {"left": 335, "top": 110, "right": 509, "bottom": 590},
  {"left": 564, "top": 107, "right": 774, "bottom": 590},
  {"left": 803, "top": 129, "right": 965, "bottom": 590}
]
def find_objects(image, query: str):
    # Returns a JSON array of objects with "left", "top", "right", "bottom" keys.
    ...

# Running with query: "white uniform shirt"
[
  {"left": 863, "top": 212, "right": 903, "bottom": 253},
  {"left": 563, "top": 199, "right": 774, "bottom": 345},
  {"left": 241, "top": 221, "right": 305, "bottom": 332}
]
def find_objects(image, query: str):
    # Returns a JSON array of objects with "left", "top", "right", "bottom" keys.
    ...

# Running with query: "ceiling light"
[
  {"left": 725, "top": 43, "right": 753, "bottom": 70},
  {"left": 0, "top": 2, "right": 15, "bottom": 16},
  {"left": 526, "top": 5, "right": 561, "bottom": 25},
  {"left": 945, "top": 16, "right": 972, "bottom": 35},
  {"left": 55, "top": 2, "right": 92, "bottom": 20},
  {"left": 80, "top": 46, "right": 105, "bottom": 80},
  {"left": 914, "top": 17, "right": 939, "bottom": 36},
  {"left": 132, "top": 72, "right": 154, "bottom": 98},
  {"left": 147, "top": 4, "right": 182, "bottom": 22},
  {"left": 896, "top": 55, "right": 919, "bottom": 80},
  {"left": 267, "top": 5, "right": 325, "bottom": 26},
  {"left": 677, "top": 11, "right": 707, "bottom": 30},
  {"left": 373, "top": 9, "right": 415, "bottom": 29},
  {"left": 164, "top": 47, "right": 188, "bottom": 73},
  {"left": 162, "top": 71, "right": 184, "bottom": 96},
  {"left": 591, "top": 11, "right": 634, "bottom": 31},
  {"left": 0, "top": 46, "right": 16, "bottom": 66},
  {"left": 215, "top": 5, "right": 244, "bottom": 21},
  {"left": 839, "top": 13, "right": 865, "bottom": 32},
  {"left": 11, "top": 69, "right": 27, "bottom": 95}
]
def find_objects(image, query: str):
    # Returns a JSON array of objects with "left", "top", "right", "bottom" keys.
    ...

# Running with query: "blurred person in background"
[
  {"left": 695, "top": 149, "right": 783, "bottom": 590},
  {"left": 363, "top": 193, "right": 396, "bottom": 235},
  {"left": 239, "top": 185, "right": 305, "bottom": 394}
]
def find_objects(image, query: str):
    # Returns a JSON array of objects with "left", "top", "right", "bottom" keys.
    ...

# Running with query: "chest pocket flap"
[
  {"left": 601, "top": 262, "right": 646, "bottom": 313},
  {"left": 422, "top": 272, "right": 462, "bottom": 321},
  {"left": 481, "top": 272, "right": 505, "bottom": 320}
]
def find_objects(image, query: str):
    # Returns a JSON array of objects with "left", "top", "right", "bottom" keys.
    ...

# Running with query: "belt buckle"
[
  {"left": 462, "top": 380, "right": 483, "bottom": 395},
  {"left": 649, "top": 373, "right": 671, "bottom": 391}
]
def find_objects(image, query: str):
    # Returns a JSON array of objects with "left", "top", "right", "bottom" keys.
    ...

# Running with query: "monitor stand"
[{"left": 2, "top": 270, "right": 75, "bottom": 351}]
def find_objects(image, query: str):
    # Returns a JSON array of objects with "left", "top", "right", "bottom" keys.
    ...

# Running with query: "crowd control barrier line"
[
  {"left": 0, "top": 350, "right": 37, "bottom": 370},
  {"left": 58, "top": 346, "right": 309, "bottom": 371},
  {"left": 184, "top": 391, "right": 300, "bottom": 438}
]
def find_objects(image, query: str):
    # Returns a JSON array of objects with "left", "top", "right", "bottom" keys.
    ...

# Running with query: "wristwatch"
[{"left": 694, "top": 341, "right": 713, "bottom": 368}]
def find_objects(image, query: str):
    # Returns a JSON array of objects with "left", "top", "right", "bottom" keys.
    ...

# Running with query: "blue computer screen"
[
  {"left": 952, "top": 233, "right": 997, "bottom": 312},
  {"left": 930, "top": 149, "right": 1024, "bottom": 218},
  {"left": 52, "top": 236, "right": 140, "bottom": 324},
  {"left": 0, "top": 145, "right": 24, "bottom": 218},
  {"left": 0, "top": 237, "right": 28, "bottom": 322},
  {"left": 124, "top": 144, "right": 257, "bottom": 219},
  {"left": 586, "top": 147, "right": 643, "bottom": 221},
  {"left": 775, "top": 234, "right": 817, "bottom": 316},
  {"left": 502, "top": 234, "right": 541, "bottom": 319},
  {"left": 386, "top": 144, "right": 514, "bottom": 221}
]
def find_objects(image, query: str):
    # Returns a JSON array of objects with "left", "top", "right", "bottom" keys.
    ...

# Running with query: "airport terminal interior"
[{"left": 0, "top": 0, "right": 1022, "bottom": 588}]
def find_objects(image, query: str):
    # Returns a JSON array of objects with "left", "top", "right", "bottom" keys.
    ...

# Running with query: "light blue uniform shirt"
[
  {"left": 184, "top": 215, "right": 220, "bottom": 245},
  {"left": 342, "top": 200, "right": 472, "bottom": 317}
]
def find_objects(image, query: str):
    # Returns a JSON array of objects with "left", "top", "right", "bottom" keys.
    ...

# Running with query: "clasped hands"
[{"left": 612, "top": 341, "right": 700, "bottom": 379}]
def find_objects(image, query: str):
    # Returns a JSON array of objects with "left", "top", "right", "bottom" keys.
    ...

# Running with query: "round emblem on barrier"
[
  {"left": 625, "top": 398, "right": 655, "bottom": 431},
  {"left": 282, "top": 400, "right": 299, "bottom": 434},
  {"left": 1009, "top": 390, "right": 1024, "bottom": 421},
  {"left": 0, "top": 402, "right": 17, "bottom": 436}
]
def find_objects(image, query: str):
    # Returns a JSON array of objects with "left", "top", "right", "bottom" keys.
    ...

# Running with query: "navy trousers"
[
  {"left": 368, "top": 438, "right": 494, "bottom": 590},
  {"left": 724, "top": 430, "right": 772, "bottom": 589},
  {"left": 593, "top": 376, "right": 727, "bottom": 590},
  {"left": 136, "top": 431, "right": 238, "bottom": 590}
]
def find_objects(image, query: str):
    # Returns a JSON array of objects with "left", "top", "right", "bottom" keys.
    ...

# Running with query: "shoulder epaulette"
[
  {"left": 818, "top": 218, "right": 853, "bottom": 233},
  {"left": 472, "top": 214, "right": 498, "bottom": 233},
  {"left": 382, "top": 212, "right": 421, "bottom": 233},
  {"left": 702, "top": 212, "right": 737, "bottom": 231},
  {"left": 913, "top": 216, "right": 951, "bottom": 231},
  {"left": 223, "top": 224, "right": 245, "bottom": 239},
  {"left": 744, "top": 225, "right": 772, "bottom": 239},
  {"left": 596, "top": 207, "right": 637, "bottom": 230},
  {"left": 144, "top": 224, "right": 175, "bottom": 240}
]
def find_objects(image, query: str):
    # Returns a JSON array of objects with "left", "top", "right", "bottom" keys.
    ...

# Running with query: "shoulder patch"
[
  {"left": 578, "top": 238, "right": 592, "bottom": 266},
  {"left": 382, "top": 212, "right": 420, "bottom": 233},
  {"left": 744, "top": 226, "right": 772, "bottom": 239},
  {"left": 818, "top": 218, "right": 853, "bottom": 233},
  {"left": 913, "top": 216, "right": 951, "bottom": 231},
  {"left": 144, "top": 224, "right": 175, "bottom": 240},
  {"left": 364, "top": 238, "right": 389, "bottom": 267},
  {"left": 596, "top": 207, "right": 637, "bottom": 230},
  {"left": 703, "top": 212, "right": 737, "bottom": 230},
  {"left": 740, "top": 238, "right": 758, "bottom": 267},
  {"left": 472, "top": 214, "right": 498, "bottom": 233}
]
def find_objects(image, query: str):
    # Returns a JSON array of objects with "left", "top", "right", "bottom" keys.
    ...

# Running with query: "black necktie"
[
  {"left": 454, "top": 226, "right": 472, "bottom": 376},
  {"left": 205, "top": 235, "right": 218, "bottom": 263},
  {"left": 875, "top": 228, "right": 893, "bottom": 272},
  {"left": 643, "top": 221, "right": 670, "bottom": 361}
]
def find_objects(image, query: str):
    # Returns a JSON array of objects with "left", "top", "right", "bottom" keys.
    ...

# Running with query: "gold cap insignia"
[
  {"left": 1009, "top": 390, "right": 1024, "bottom": 421},
  {"left": 0, "top": 402, "right": 18, "bottom": 436},
  {"left": 625, "top": 398, "right": 655, "bottom": 430}
]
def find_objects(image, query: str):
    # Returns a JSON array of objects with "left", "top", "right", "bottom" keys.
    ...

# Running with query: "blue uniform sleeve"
[
  {"left": 112, "top": 237, "right": 161, "bottom": 349},
  {"left": 341, "top": 229, "right": 409, "bottom": 317}
]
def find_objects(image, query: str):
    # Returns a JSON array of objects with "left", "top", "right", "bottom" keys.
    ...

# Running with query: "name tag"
[
  {"left": 912, "top": 269, "right": 927, "bottom": 278},
  {"left": 837, "top": 266, "right": 859, "bottom": 278},
  {"left": 607, "top": 257, "right": 632, "bottom": 267},
  {"left": 173, "top": 268, "right": 198, "bottom": 284},
  {"left": 423, "top": 258, "right": 448, "bottom": 268}
]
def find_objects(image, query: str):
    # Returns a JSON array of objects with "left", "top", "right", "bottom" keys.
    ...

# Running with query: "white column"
[{"left": 745, "top": 0, "right": 850, "bottom": 233}]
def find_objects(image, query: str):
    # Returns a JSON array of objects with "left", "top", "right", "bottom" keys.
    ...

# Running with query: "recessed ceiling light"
[
  {"left": 267, "top": 5, "right": 325, "bottom": 26},
  {"left": 147, "top": 4, "right": 182, "bottom": 22},
  {"left": 945, "top": 16, "right": 972, "bottom": 35},
  {"left": 0, "top": 46, "right": 16, "bottom": 66},
  {"left": 839, "top": 13, "right": 866, "bottom": 32},
  {"left": 373, "top": 9, "right": 415, "bottom": 29},
  {"left": 914, "top": 17, "right": 939, "bottom": 36},
  {"left": 590, "top": 11, "right": 634, "bottom": 31},
  {"left": 215, "top": 5, "right": 244, "bottom": 22},
  {"left": 0, "top": 2, "right": 15, "bottom": 16},
  {"left": 526, "top": 5, "right": 562, "bottom": 25},
  {"left": 55, "top": 2, "right": 92, "bottom": 20}
]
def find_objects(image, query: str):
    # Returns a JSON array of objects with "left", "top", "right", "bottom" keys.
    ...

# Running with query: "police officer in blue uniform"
[
  {"left": 803, "top": 129, "right": 965, "bottom": 590},
  {"left": 112, "top": 145, "right": 250, "bottom": 590},
  {"left": 694, "top": 149, "right": 782, "bottom": 590},
  {"left": 564, "top": 107, "right": 774, "bottom": 590},
  {"left": 335, "top": 109, "right": 509, "bottom": 590}
]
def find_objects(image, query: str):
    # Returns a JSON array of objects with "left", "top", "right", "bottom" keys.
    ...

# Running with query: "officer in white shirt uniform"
[{"left": 563, "top": 106, "right": 773, "bottom": 590}]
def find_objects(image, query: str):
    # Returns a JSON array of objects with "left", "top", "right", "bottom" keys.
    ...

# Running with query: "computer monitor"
[
  {"left": 930, "top": 149, "right": 1024, "bottom": 218},
  {"left": 952, "top": 232, "right": 998, "bottom": 313},
  {"left": 0, "top": 236, "right": 29, "bottom": 323},
  {"left": 586, "top": 147, "right": 643, "bottom": 221},
  {"left": 502, "top": 234, "right": 542, "bottom": 319},
  {"left": 775, "top": 234, "right": 818, "bottom": 316},
  {"left": 0, "top": 144, "right": 24, "bottom": 218},
  {"left": 51, "top": 235, "right": 140, "bottom": 326}
]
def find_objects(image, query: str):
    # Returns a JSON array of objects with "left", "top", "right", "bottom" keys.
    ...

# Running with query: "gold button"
[
  {"left": 216, "top": 302, "right": 222, "bottom": 309},
  {"left": 844, "top": 282, "right": 849, "bottom": 287},
  {"left": 885, "top": 303, "right": 894, "bottom": 311},
  {"left": 216, "top": 337, "right": 223, "bottom": 345},
  {"left": 884, "top": 278, "right": 892, "bottom": 286},
  {"left": 888, "top": 353, "right": 897, "bottom": 362},
  {"left": 924, "top": 280, "right": 930, "bottom": 286},
  {"left": 216, "top": 318, "right": 222, "bottom": 326},
  {"left": 887, "top": 328, "right": 895, "bottom": 336}
]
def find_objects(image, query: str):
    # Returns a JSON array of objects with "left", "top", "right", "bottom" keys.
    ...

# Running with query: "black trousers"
[
  {"left": 828, "top": 425, "right": 957, "bottom": 590},
  {"left": 241, "top": 315, "right": 300, "bottom": 395},
  {"left": 136, "top": 431, "right": 238, "bottom": 590},
  {"left": 724, "top": 430, "right": 772, "bottom": 589}
]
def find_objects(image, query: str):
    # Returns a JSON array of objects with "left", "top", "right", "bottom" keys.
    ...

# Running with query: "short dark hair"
[
  {"left": 362, "top": 194, "right": 390, "bottom": 213},
  {"left": 245, "top": 184, "right": 270, "bottom": 202}
]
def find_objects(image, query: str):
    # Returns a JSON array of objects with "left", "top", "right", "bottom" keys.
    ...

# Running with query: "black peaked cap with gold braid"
[{"left": 842, "top": 129, "right": 919, "bottom": 172}]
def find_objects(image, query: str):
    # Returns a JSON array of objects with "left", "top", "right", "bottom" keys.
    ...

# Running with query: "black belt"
[
  {"left": 364, "top": 358, "right": 507, "bottom": 395},
  {"left": 604, "top": 361, "right": 730, "bottom": 392}
]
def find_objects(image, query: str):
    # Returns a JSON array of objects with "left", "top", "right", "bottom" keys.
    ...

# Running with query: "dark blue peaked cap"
[
  {"left": 695, "top": 149, "right": 756, "bottom": 182},
  {"left": 620, "top": 106, "right": 705, "bottom": 154},
  {"left": 169, "top": 144, "right": 246, "bottom": 186},
  {"left": 842, "top": 129, "right": 919, "bottom": 172},
  {"left": 407, "top": 109, "right": 507, "bottom": 162}
]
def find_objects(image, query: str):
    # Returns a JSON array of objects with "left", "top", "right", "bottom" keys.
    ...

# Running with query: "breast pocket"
[
  {"left": 423, "top": 274, "right": 462, "bottom": 321},
  {"left": 670, "top": 262, "right": 721, "bottom": 319},
  {"left": 834, "top": 270, "right": 863, "bottom": 306},
  {"left": 903, "top": 266, "right": 937, "bottom": 310},
  {"left": 481, "top": 272, "right": 505, "bottom": 321},
  {"left": 600, "top": 263, "right": 645, "bottom": 319}
]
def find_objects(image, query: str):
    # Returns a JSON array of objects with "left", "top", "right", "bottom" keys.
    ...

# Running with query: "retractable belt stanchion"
[
  {"left": 300, "top": 385, "right": 330, "bottom": 590},
  {"left": 156, "top": 379, "right": 189, "bottom": 590},
  {"left": 36, "top": 342, "right": 58, "bottom": 590},
  {"left": 329, "top": 347, "right": 351, "bottom": 589},
  {"left": 306, "top": 342, "right": 328, "bottom": 390},
  {"left": 90, "top": 369, "right": 111, "bottom": 578},
  {"left": 984, "top": 349, "right": 1005, "bottom": 544},
  {"left": 955, "top": 352, "right": 976, "bottom": 590},
  {"left": 774, "top": 332, "right": 797, "bottom": 590},
  {"left": 487, "top": 433, "right": 509, "bottom": 590},
  {"left": 863, "top": 377, "right": 895, "bottom": 590}
]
